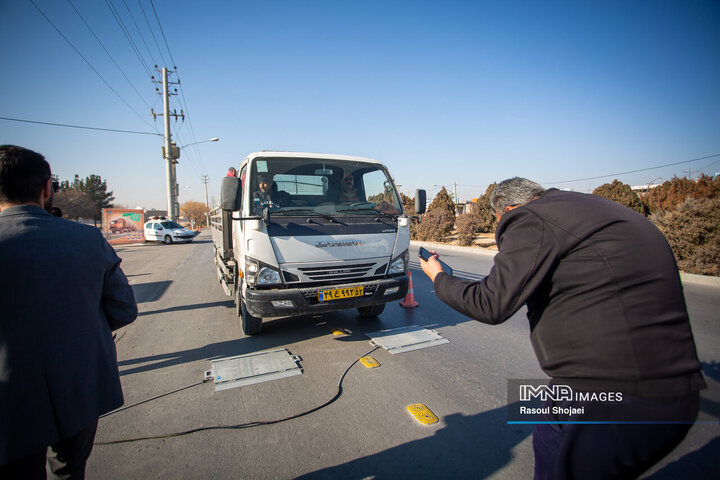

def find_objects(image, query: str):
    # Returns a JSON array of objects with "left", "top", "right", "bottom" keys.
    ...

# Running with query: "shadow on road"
[
  {"left": 297, "top": 402, "right": 532, "bottom": 480},
  {"left": 130, "top": 280, "right": 172, "bottom": 303},
  {"left": 117, "top": 309, "right": 373, "bottom": 376},
  {"left": 701, "top": 361, "right": 720, "bottom": 382},
  {"left": 645, "top": 436, "right": 720, "bottom": 480},
  {"left": 118, "top": 267, "right": 497, "bottom": 377},
  {"left": 137, "top": 299, "right": 233, "bottom": 317}
]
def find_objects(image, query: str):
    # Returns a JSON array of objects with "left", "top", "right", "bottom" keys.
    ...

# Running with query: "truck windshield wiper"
[
  {"left": 272, "top": 208, "right": 340, "bottom": 222},
  {"left": 336, "top": 206, "right": 398, "bottom": 219}
]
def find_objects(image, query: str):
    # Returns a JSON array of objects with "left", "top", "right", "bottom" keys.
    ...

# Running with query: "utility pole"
[
  {"left": 202, "top": 174, "right": 210, "bottom": 226},
  {"left": 151, "top": 67, "right": 184, "bottom": 221}
]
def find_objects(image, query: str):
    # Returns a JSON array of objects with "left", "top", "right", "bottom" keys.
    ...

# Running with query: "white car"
[{"left": 144, "top": 220, "right": 195, "bottom": 244}]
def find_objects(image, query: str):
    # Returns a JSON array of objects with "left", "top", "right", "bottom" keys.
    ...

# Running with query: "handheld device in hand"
[{"left": 418, "top": 247, "right": 453, "bottom": 276}]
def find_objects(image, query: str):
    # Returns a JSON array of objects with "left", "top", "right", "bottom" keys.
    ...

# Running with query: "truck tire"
[
  {"left": 358, "top": 303, "right": 385, "bottom": 318},
  {"left": 164, "top": 235, "right": 173, "bottom": 245},
  {"left": 240, "top": 294, "right": 262, "bottom": 335}
]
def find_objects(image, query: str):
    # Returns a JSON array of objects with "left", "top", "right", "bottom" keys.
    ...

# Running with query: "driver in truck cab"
[{"left": 252, "top": 174, "right": 290, "bottom": 214}]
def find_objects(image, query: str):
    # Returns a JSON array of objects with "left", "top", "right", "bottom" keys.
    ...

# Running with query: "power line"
[
  {"left": 149, "top": 0, "right": 176, "bottom": 67},
  {"left": 135, "top": 0, "right": 159, "bottom": 65},
  {"left": 138, "top": 0, "right": 167, "bottom": 67},
  {"left": 120, "top": 0, "right": 157, "bottom": 68},
  {"left": 697, "top": 158, "right": 720, "bottom": 176},
  {"left": 542, "top": 154, "right": 720, "bottom": 185},
  {"left": 147, "top": 3, "right": 208, "bottom": 178},
  {"left": 0, "top": 116, "right": 161, "bottom": 136},
  {"left": 29, "top": 0, "right": 155, "bottom": 129},
  {"left": 103, "top": 0, "right": 154, "bottom": 78},
  {"left": 65, "top": 0, "right": 158, "bottom": 135},
  {"left": 432, "top": 153, "right": 720, "bottom": 198}
]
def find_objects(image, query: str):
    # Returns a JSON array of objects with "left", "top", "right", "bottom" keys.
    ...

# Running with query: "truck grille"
[{"left": 297, "top": 262, "right": 375, "bottom": 281}]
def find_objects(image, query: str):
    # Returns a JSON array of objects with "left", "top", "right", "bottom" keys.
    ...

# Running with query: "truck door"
[{"left": 234, "top": 164, "right": 248, "bottom": 268}]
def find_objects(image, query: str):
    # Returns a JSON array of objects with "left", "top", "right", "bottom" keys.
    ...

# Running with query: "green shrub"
[
  {"left": 651, "top": 197, "right": 720, "bottom": 276},
  {"left": 427, "top": 187, "right": 456, "bottom": 216},
  {"left": 593, "top": 180, "right": 648, "bottom": 215},
  {"left": 416, "top": 209, "right": 455, "bottom": 242},
  {"left": 646, "top": 174, "right": 720, "bottom": 213},
  {"left": 400, "top": 192, "right": 418, "bottom": 240},
  {"left": 456, "top": 213, "right": 483, "bottom": 246},
  {"left": 475, "top": 182, "right": 498, "bottom": 233}
]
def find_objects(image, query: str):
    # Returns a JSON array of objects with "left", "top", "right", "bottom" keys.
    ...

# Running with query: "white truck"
[{"left": 211, "top": 151, "right": 426, "bottom": 335}]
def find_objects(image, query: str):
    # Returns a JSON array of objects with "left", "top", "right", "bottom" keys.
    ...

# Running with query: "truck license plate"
[{"left": 319, "top": 286, "right": 364, "bottom": 302}]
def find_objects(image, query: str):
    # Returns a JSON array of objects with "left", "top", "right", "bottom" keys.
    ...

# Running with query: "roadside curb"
[
  {"left": 410, "top": 241, "right": 720, "bottom": 286},
  {"left": 410, "top": 240, "right": 497, "bottom": 257},
  {"left": 680, "top": 272, "right": 720, "bottom": 287}
]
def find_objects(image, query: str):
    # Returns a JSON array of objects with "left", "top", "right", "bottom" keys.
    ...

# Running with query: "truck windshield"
[{"left": 249, "top": 157, "right": 402, "bottom": 217}]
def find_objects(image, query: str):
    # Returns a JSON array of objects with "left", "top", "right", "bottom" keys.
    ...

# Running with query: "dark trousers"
[
  {"left": 0, "top": 419, "right": 98, "bottom": 480},
  {"left": 533, "top": 392, "right": 699, "bottom": 480}
]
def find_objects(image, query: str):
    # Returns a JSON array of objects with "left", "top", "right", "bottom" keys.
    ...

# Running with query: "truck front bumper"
[{"left": 244, "top": 275, "right": 409, "bottom": 318}]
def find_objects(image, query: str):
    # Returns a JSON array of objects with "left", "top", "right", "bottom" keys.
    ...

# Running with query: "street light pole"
[
  {"left": 176, "top": 137, "right": 218, "bottom": 226},
  {"left": 202, "top": 175, "right": 210, "bottom": 226},
  {"left": 179, "top": 137, "right": 219, "bottom": 150}
]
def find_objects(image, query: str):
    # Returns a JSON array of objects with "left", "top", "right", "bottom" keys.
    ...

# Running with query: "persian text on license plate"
[{"left": 319, "top": 286, "right": 364, "bottom": 302}]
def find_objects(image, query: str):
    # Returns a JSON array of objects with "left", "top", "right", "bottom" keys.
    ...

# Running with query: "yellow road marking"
[
  {"left": 360, "top": 356, "right": 381, "bottom": 368},
  {"left": 407, "top": 404, "right": 439, "bottom": 425},
  {"left": 331, "top": 328, "right": 350, "bottom": 336}
]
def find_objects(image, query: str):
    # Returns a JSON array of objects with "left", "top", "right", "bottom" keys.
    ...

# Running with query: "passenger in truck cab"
[{"left": 338, "top": 173, "right": 361, "bottom": 203}]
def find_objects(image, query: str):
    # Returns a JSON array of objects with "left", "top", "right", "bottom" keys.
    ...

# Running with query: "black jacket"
[
  {"left": 0, "top": 206, "right": 137, "bottom": 463},
  {"left": 434, "top": 189, "right": 705, "bottom": 397}
]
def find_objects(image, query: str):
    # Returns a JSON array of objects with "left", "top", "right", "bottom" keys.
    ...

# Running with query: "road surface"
[{"left": 87, "top": 232, "right": 720, "bottom": 479}]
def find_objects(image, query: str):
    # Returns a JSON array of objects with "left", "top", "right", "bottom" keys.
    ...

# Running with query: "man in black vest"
[{"left": 420, "top": 177, "right": 705, "bottom": 479}]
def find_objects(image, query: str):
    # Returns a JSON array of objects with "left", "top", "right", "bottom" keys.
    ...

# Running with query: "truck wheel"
[
  {"left": 358, "top": 303, "right": 385, "bottom": 318},
  {"left": 164, "top": 235, "right": 173, "bottom": 245},
  {"left": 240, "top": 297, "right": 262, "bottom": 335}
]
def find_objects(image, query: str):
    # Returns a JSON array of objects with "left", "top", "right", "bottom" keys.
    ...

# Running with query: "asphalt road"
[{"left": 87, "top": 231, "right": 720, "bottom": 479}]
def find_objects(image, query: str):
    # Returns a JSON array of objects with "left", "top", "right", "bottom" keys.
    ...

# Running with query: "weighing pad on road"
[
  {"left": 365, "top": 325, "right": 449, "bottom": 354},
  {"left": 206, "top": 348, "right": 302, "bottom": 391}
]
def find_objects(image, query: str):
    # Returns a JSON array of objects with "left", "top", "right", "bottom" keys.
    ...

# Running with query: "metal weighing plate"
[
  {"left": 207, "top": 348, "right": 302, "bottom": 391},
  {"left": 365, "top": 325, "right": 449, "bottom": 354}
]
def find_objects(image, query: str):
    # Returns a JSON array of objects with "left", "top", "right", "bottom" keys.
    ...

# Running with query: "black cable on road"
[{"left": 95, "top": 346, "right": 380, "bottom": 445}]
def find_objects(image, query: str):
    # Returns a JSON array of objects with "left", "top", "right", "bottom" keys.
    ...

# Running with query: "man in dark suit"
[
  {"left": 420, "top": 177, "right": 705, "bottom": 479},
  {"left": 0, "top": 145, "right": 137, "bottom": 479}
]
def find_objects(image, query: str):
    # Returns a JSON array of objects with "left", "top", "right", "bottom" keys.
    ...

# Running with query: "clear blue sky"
[{"left": 2, "top": 0, "right": 719, "bottom": 209}]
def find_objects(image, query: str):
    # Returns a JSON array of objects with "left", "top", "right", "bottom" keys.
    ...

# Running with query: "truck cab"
[{"left": 212, "top": 151, "right": 425, "bottom": 335}]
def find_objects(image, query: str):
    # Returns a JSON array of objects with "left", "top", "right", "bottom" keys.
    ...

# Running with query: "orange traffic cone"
[{"left": 400, "top": 271, "right": 419, "bottom": 308}]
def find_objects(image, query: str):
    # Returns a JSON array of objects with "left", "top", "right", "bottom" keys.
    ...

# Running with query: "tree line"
[
  {"left": 406, "top": 175, "right": 720, "bottom": 276},
  {"left": 53, "top": 174, "right": 115, "bottom": 222}
]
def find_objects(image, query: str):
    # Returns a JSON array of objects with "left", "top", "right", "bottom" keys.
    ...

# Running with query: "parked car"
[{"left": 144, "top": 220, "right": 195, "bottom": 244}]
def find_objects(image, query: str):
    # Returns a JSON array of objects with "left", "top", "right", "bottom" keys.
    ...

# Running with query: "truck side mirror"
[
  {"left": 221, "top": 177, "right": 242, "bottom": 211},
  {"left": 415, "top": 189, "right": 426, "bottom": 214}
]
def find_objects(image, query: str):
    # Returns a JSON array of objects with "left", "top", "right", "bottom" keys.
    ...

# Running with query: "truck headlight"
[
  {"left": 389, "top": 250, "right": 409, "bottom": 275},
  {"left": 245, "top": 257, "right": 282, "bottom": 286},
  {"left": 257, "top": 267, "right": 282, "bottom": 285}
]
